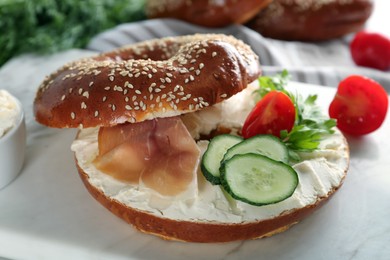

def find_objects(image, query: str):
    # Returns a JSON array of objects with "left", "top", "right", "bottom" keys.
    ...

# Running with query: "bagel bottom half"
[
  {"left": 76, "top": 161, "right": 346, "bottom": 242},
  {"left": 71, "top": 85, "right": 349, "bottom": 243}
]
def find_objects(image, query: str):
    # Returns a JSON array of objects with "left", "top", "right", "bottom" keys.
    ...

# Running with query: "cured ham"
[{"left": 93, "top": 116, "right": 200, "bottom": 197}]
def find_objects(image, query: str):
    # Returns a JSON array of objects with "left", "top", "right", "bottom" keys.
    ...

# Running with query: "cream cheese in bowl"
[
  {"left": 0, "top": 90, "right": 21, "bottom": 138},
  {"left": 0, "top": 90, "right": 26, "bottom": 190}
]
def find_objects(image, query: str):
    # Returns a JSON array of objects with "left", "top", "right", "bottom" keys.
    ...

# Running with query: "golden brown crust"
[
  {"left": 34, "top": 34, "right": 261, "bottom": 128},
  {"left": 146, "top": 0, "right": 274, "bottom": 28},
  {"left": 75, "top": 142, "right": 349, "bottom": 243},
  {"left": 247, "top": 0, "right": 374, "bottom": 41}
]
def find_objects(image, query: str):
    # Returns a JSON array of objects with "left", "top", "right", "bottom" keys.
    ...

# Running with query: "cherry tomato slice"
[
  {"left": 242, "top": 91, "right": 295, "bottom": 139},
  {"left": 329, "top": 75, "right": 388, "bottom": 135}
]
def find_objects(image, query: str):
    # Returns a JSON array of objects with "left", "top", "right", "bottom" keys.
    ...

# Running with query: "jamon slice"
[{"left": 93, "top": 117, "right": 200, "bottom": 197}]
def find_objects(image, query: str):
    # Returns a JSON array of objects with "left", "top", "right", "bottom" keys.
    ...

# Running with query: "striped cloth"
[{"left": 88, "top": 18, "right": 390, "bottom": 92}]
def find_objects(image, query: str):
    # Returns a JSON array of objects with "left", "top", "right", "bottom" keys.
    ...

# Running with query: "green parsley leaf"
[
  {"left": 255, "top": 71, "right": 336, "bottom": 157},
  {"left": 0, "top": 0, "right": 146, "bottom": 67}
]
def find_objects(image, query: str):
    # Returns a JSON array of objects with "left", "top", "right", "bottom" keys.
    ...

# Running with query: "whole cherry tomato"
[
  {"left": 242, "top": 91, "right": 295, "bottom": 139},
  {"left": 350, "top": 31, "right": 390, "bottom": 71},
  {"left": 329, "top": 75, "right": 388, "bottom": 135}
]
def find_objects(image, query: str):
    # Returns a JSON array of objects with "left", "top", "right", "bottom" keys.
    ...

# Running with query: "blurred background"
[{"left": 0, "top": 0, "right": 388, "bottom": 68}]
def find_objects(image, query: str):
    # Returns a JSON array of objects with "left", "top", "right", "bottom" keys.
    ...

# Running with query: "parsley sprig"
[
  {"left": 254, "top": 70, "right": 336, "bottom": 158},
  {"left": 0, "top": 0, "right": 146, "bottom": 67}
]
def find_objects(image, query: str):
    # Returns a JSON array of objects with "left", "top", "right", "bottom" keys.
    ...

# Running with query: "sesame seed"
[
  {"left": 94, "top": 111, "right": 99, "bottom": 117},
  {"left": 109, "top": 76, "right": 114, "bottom": 81},
  {"left": 112, "top": 104, "right": 116, "bottom": 111},
  {"left": 104, "top": 86, "right": 110, "bottom": 91},
  {"left": 61, "top": 95, "right": 66, "bottom": 101},
  {"left": 212, "top": 52, "right": 217, "bottom": 57},
  {"left": 83, "top": 91, "right": 90, "bottom": 98},
  {"left": 78, "top": 88, "right": 83, "bottom": 95},
  {"left": 190, "top": 75, "right": 195, "bottom": 81},
  {"left": 125, "top": 105, "right": 132, "bottom": 110},
  {"left": 81, "top": 102, "right": 87, "bottom": 109},
  {"left": 102, "top": 96, "right": 107, "bottom": 102},
  {"left": 114, "top": 85, "right": 123, "bottom": 92},
  {"left": 165, "top": 77, "right": 171, "bottom": 83},
  {"left": 195, "top": 70, "right": 201, "bottom": 75},
  {"left": 129, "top": 117, "right": 136, "bottom": 123},
  {"left": 135, "top": 90, "right": 142, "bottom": 95},
  {"left": 120, "top": 70, "right": 128, "bottom": 77},
  {"left": 220, "top": 93, "right": 228, "bottom": 98},
  {"left": 89, "top": 81, "right": 94, "bottom": 87},
  {"left": 199, "top": 63, "right": 204, "bottom": 69},
  {"left": 71, "top": 112, "right": 76, "bottom": 119}
]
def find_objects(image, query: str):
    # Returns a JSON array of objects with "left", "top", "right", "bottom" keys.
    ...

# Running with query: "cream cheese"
[
  {"left": 0, "top": 90, "right": 20, "bottom": 139},
  {"left": 71, "top": 85, "right": 349, "bottom": 224}
]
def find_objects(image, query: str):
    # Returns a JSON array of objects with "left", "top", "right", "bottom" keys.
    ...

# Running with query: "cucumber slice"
[
  {"left": 201, "top": 134, "right": 243, "bottom": 185},
  {"left": 220, "top": 153, "right": 298, "bottom": 206},
  {"left": 222, "top": 135, "right": 289, "bottom": 164}
]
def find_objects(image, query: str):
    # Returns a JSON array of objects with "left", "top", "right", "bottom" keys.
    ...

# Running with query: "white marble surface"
[{"left": 0, "top": 50, "right": 389, "bottom": 260}]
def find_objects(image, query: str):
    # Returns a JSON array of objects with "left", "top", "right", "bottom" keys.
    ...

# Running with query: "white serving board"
[{"left": 0, "top": 49, "right": 389, "bottom": 260}]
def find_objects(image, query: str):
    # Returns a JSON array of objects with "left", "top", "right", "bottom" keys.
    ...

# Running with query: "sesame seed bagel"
[
  {"left": 146, "top": 0, "right": 274, "bottom": 28},
  {"left": 246, "top": 0, "right": 374, "bottom": 41},
  {"left": 34, "top": 34, "right": 261, "bottom": 128}
]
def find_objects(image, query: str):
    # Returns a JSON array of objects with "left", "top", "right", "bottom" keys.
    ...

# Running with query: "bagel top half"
[{"left": 34, "top": 34, "right": 261, "bottom": 128}]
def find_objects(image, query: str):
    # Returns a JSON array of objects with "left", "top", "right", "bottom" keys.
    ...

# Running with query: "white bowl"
[{"left": 0, "top": 95, "right": 26, "bottom": 190}]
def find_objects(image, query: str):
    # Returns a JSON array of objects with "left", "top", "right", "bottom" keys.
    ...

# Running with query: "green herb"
[
  {"left": 255, "top": 70, "right": 336, "bottom": 156},
  {"left": 0, "top": 0, "right": 146, "bottom": 67}
]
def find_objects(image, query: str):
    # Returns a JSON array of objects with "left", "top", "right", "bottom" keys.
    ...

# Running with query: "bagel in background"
[
  {"left": 34, "top": 34, "right": 350, "bottom": 242},
  {"left": 246, "top": 0, "right": 374, "bottom": 41},
  {"left": 145, "top": 0, "right": 273, "bottom": 28}
]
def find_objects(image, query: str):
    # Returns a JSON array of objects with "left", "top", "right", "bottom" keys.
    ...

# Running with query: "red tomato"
[
  {"left": 350, "top": 31, "right": 390, "bottom": 71},
  {"left": 329, "top": 75, "right": 388, "bottom": 135},
  {"left": 242, "top": 91, "right": 295, "bottom": 139}
]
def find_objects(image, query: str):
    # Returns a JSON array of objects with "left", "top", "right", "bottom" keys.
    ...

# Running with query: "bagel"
[
  {"left": 145, "top": 0, "right": 273, "bottom": 28},
  {"left": 246, "top": 0, "right": 374, "bottom": 41},
  {"left": 34, "top": 34, "right": 350, "bottom": 242},
  {"left": 71, "top": 84, "right": 349, "bottom": 242},
  {"left": 34, "top": 34, "right": 260, "bottom": 128}
]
